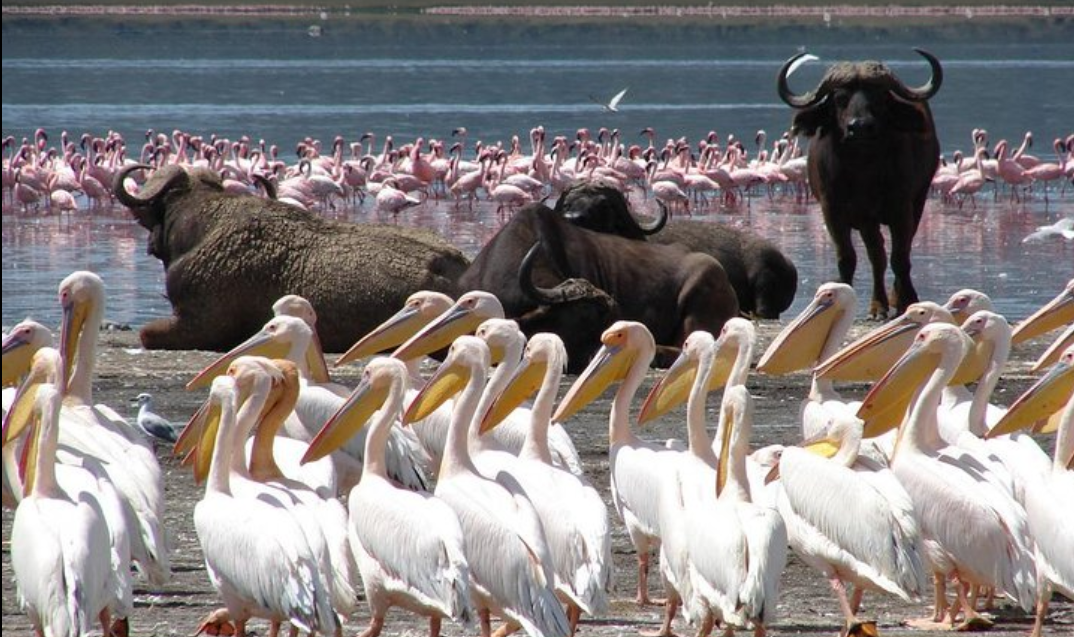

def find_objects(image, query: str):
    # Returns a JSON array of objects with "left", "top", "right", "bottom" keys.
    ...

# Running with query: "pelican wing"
[
  {"left": 779, "top": 447, "right": 926, "bottom": 599},
  {"left": 349, "top": 481, "right": 473, "bottom": 622}
]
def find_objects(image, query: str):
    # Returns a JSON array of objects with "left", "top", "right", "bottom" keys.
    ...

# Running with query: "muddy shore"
[{"left": 2, "top": 322, "right": 1071, "bottom": 637}]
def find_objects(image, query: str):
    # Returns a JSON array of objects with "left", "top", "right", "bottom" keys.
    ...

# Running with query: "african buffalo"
[
  {"left": 555, "top": 183, "right": 798, "bottom": 318},
  {"left": 458, "top": 200, "right": 739, "bottom": 370},
  {"left": 115, "top": 164, "right": 468, "bottom": 352},
  {"left": 778, "top": 48, "right": 942, "bottom": 318}
]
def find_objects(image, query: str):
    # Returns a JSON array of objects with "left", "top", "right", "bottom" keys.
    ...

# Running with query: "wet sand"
[{"left": 2, "top": 322, "right": 1071, "bottom": 637}]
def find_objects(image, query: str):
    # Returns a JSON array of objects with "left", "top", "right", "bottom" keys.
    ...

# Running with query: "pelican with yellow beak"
[
  {"left": 399, "top": 335, "right": 570, "bottom": 637},
  {"left": 554, "top": 320, "right": 679, "bottom": 608},
  {"left": 684, "top": 386, "right": 788, "bottom": 637},
  {"left": 476, "top": 331, "right": 612, "bottom": 635},
  {"left": 190, "top": 374, "right": 338, "bottom": 637},
  {"left": 857, "top": 323, "right": 1036, "bottom": 628},
  {"left": 55, "top": 271, "right": 170, "bottom": 586},
  {"left": 942, "top": 289, "right": 994, "bottom": 322},
  {"left": 1010, "top": 278, "right": 1074, "bottom": 345},
  {"left": 188, "top": 314, "right": 431, "bottom": 493},
  {"left": 757, "top": 283, "right": 862, "bottom": 439},
  {"left": 985, "top": 344, "right": 1073, "bottom": 637},
  {"left": 390, "top": 290, "right": 582, "bottom": 477},
  {"left": 2, "top": 319, "right": 53, "bottom": 509},
  {"left": 301, "top": 356, "right": 475, "bottom": 637},
  {"left": 771, "top": 412, "right": 925, "bottom": 637},
  {"left": 8, "top": 378, "right": 115, "bottom": 637},
  {"left": 271, "top": 294, "right": 333, "bottom": 384},
  {"left": 1031, "top": 323, "right": 1074, "bottom": 372}
]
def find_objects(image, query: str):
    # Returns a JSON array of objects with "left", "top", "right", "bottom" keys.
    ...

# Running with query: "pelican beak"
[
  {"left": 856, "top": 340, "right": 942, "bottom": 438},
  {"left": 17, "top": 402, "right": 41, "bottom": 496},
  {"left": 393, "top": 304, "right": 485, "bottom": 363},
  {"left": 815, "top": 315, "right": 923, "bottom": 382},
  {"left": 302, "top": 376, "right": 387, "bottom": 463},
  {"left": 1011, "top": 285, "right": 1074, "bottom": 344},
  {"left": 58, "top": 294, "right": 88, "bottom": 394},
  {"left": 1032, "top": 324, "right": 1074, "bottom": 372},
  {"left": 179, "top": 394, "right": 224, "bottom": 485},
  {"left": 305, "top": 332, "right": 331, "bottom": 384},
  {"left": 187, "top": 329, "right": 287, "bottom": 391},
  {"left": 798, "top": 430, "right": 842, "bottom": 458},
  {"left": 638, "top": 350, "right": 697, "bottom": 425},
  {"left": 480, "top": 357, "right": 546, "bottom": 434},
  {"left": 764, "top": 461, "right": 781, "bottom": 484},
  {"left": 336, "top": 304, "right": 429, "bottom": 366},
  {"left": 554, "top": 339, "right": 635, "bottom": 423},
  {"left": 951, "top": 326, "right": 993, "bottom": 386},
  {"left": 985, "top": 350, "right": 1072, "bottom": 439},
  {"left": 2, "top": 371, "right": 43, "bottom": 448},
  {"left": 2, "top": 330, "right": 36, "bottom": 388},
  {"left": 757, "top": 295, "right": 840, "bottom": 374},
  {"left": 174, "top": 398, "right": 209, "bottom": 459},
  {"left": 404, "top": 358, "right": 470, "bottom": 424},
  {"left": 715, "top": 400, "right": 736, "bottom": 496}
]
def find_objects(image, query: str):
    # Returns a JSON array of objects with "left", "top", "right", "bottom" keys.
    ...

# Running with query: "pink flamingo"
[
  {"left": 375, "top": 177, "right": 423, "bottom": 215},
  {"left": 994, "top": 140, "right": 1032, "bottom": 201},
  {"left": 949, "top": 147, "right": 990, "bottom": 209},
  {"left": 1012, "top": 131, "right": 1041, "bottom": 169},
  {"left": 646, "top": 159, "right": 690, "bottom": 215},
  {"left": 1023, "top": 138, "right": 1067, "bottom": 202},
  {"left": 14, "top": 169, "right": 44, "bottom": 213}
]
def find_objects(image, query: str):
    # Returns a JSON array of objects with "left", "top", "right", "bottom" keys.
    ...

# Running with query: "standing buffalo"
[
  {"left": 779, "top": 48, "right": 942, "bottom": 317},
  {"left": 115, "top": 164, "right": 468, "bottom": 352}
]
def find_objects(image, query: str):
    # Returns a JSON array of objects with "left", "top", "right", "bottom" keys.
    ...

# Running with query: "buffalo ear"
[
  {"left": 887, "top": 94, "right": 931, "bottom": 134},
  {"left": 790, "top": 100, "right": 831, "bottom": 137}
]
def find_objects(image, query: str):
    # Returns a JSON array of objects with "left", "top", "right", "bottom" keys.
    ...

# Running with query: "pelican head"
[
  {"left": 58, "top": 271, "right": 105, "bottom": 393},
  {"left": 758, "top": 282, "right": 856, "bottom": 375},
  {"left": 1011, "top": 278, "right": 1074, "bottom": 344},
  {"left": 2, "top": 319, "right": 53, "bottom": 388},
  {"left": 404, "top": 336, "right": 490, "bottom": 424},
  {"left": 943, "top": 289, "right": 994, "bottom": 322},
  {"left": 187, "top": 315, "right": 311, "bottom": 390},
  {"left": 554, "top": 321, "right": 653, "bottom": 423},
  {"left": 954, "top": 310, "right": 1011, "bottom": 384},
  {"left": 2, "top": 348, "right": 62, "bottom": 448},
  {"left": 986, "top": 344, "right": 1073, "bottom": 440},
  {"left": 856, "top": 323, "right": 971, "bottom": 439},
  {"left": 272, "top": 294, "right": 330, "bottom": 384},
  {"left": 474, "top": 318, "right": 526, "bottom": 367},
  {"left": 392, "top": 291, "right": 503, "bottom": 363},
  {"left": 335, "top": 291, "right": 453, "bottom": 367},
  {"left": 638, "top": 330, "right": 718, "bottom": 425},
  {"left": 303, "top": 357, "right": 409, "bottom": 464},
  {"left": 816, "top": 301, "right": 954, "bottom": 382},
  {"left": 480, "top": 333, "right": 568, "bottom": 434}
]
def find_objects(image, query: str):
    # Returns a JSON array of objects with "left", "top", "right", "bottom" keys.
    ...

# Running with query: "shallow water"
[{"left": 2, "top": 16, "right": 1073, "bottom": 331}]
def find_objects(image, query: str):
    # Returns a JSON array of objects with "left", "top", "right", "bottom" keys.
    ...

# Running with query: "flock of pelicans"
[
  {"left": 2, "top": 271, "right": 1073, "bottom": 637},
  {"left": 3, "top": 127, "right": 1073, "bottom": 216}
]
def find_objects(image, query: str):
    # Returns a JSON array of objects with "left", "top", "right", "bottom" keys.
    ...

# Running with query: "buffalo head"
[{"left": 778, "top": 48, "right": 942, "bottom": 141}]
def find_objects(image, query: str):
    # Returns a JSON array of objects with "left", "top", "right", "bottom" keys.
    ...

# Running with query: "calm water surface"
[{"left": 2, "top": 17, "right": 1072, "bottom": 332}]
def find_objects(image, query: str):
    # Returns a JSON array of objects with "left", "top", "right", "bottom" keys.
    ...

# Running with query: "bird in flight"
[{"left": 590, "top": 87, "right": 629, "bottom": 112}]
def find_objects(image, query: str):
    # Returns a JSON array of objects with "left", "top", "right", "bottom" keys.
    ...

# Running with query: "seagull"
[
  {"left": 590, "top": 87, "right": 629, "bottom": 112},
  {"left": 1022, "top": 217, "right": 1074, "bottom": 243},
  {"left": 131, "top": 392, "right": 181, "bottom": 443}
]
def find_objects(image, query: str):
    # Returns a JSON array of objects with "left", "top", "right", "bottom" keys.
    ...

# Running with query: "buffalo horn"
[
  {"left": 890, "top": 48, "right": 943, "bottom": 102},
  {"left": 777, "top": 52, "right": 825, "bottom": 109}
]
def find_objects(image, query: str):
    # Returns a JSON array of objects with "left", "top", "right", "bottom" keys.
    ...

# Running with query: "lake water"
[{"left": 2, "top": 15, "right": 1072, "bottom": 332}]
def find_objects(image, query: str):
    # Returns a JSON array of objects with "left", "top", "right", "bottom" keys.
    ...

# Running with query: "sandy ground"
[{"left": 2, "top": 322, "right": 1071, "bottom": 637}]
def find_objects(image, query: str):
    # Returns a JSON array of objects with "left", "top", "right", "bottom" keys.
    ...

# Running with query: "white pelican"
[
  {"left": 190, "top": 374, "right": 337, "bottom": 637},
  {"left": 301, "top": 356, "right": 475, "bottom": 637},
  {"left": 272, "top": 293, "right": 333, "bottom": 384},
  {"left": 56, "top": 271, "right": 170, "bottom": 585},
  {"left": 187, "top": 313, "right": 431, "bottom": 492},
  {"left": 475, "top": 328, "right": 612, "bottom": 635},
  {"left": 554, "top": 320, "right": 680, "bottom": 607},
  {"left": 1032, "top": 322, "right": 1074, "bottom": 371},
  {"left": 857, "top": 323, "right": 1037, "bottom": 628},
  {"left": 685, "top": 386, "right": 787, "bottom": 637},
  {"left": 403, "top": 335, "right": 570, "bottom": 637},
  {"left": 758, "top": 283, "right": 861, "bottom": 439},
  {"left": 8, "top": 380, "right": 115, "bottom": 637},
  {"left": 391, "top": 290, "right": 583, "bottom": 477},
  {"left": 770, "top": 412, "right": 925, "bottom": 636},
  {"left": 986, "top": 344, "right": 1074, "bottom": 637},
  {"left": 4, "top": 349, "right": 134, "bottom": 634},
  {"left": 3, "top": 319, "right": 54, "bottom": 509},
  {"left": 1010, "top": 277, "right": 1074, "bottom": 345}
]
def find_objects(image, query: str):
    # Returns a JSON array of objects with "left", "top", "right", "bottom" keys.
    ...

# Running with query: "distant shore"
[{"left": 3, "top": 3, "right": 1073, "bottom": 22}]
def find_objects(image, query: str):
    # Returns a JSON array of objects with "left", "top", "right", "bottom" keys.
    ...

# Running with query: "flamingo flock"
[
  {"left": 4, "top": 126, "right": 1071, "bottom": 218},
  {"left": 4, "top": 269, "right": 1072, "bottom": 637}
]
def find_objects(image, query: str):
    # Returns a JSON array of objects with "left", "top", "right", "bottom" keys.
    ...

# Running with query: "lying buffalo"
[{"left": 115, "top": 164, "right": 468, "bottom": 352}]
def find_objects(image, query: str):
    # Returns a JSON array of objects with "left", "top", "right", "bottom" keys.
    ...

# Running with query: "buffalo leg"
[
  {"left": 888, "top": 215, "right": 920, "bottom": 314},
  {"left": 827, "top": 218, "right": 858, "bottom": 289},
  {"left": 858, "top": 223, "right": 890, "bottom": 319}
]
